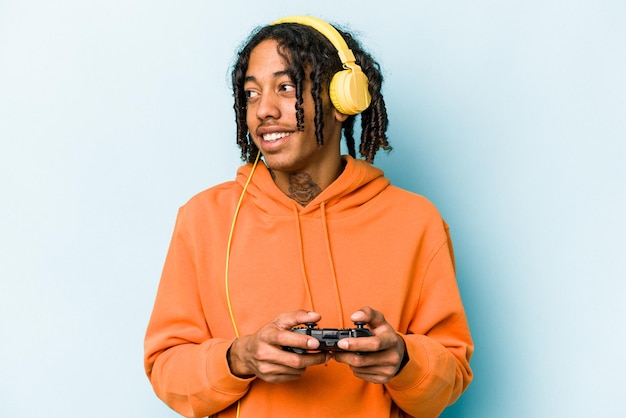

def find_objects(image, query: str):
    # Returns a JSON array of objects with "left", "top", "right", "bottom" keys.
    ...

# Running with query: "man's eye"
[
  {"left": 280, "top": 84, "right": 296, "bottom": 93},
  {"left": 245, "top": 90, "right": 259, "bottom": 100}
]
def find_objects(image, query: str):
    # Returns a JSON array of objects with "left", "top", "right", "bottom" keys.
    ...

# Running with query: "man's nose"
[{"left": 256, "top": 92, "right": 281, "bottom": 120}]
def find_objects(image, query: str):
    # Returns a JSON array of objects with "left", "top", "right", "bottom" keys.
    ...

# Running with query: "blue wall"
[{"left": 1, "top": 1, "right": 624, "bottom": 416}]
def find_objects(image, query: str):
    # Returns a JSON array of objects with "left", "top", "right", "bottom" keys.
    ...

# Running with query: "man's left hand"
[{"left": 332, "top": 306, "right": 407, "bottom": 384}]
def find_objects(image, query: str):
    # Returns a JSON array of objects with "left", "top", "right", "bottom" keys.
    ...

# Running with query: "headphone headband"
[
  {"left": 270, "top": 15, "right": 371, "bottom": 115},
  {"left": 272, "top": 16, "right": 354, "bottom": 66}
]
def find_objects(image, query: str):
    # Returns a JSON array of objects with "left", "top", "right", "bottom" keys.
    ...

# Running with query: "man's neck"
[{"left": 270, "top": 158, "right": 346, "bottom": 207}]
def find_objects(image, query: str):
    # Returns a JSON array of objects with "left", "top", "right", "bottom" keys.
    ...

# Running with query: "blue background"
[{"left": 1, "top": 1, "right": 624, "bottom": 417}]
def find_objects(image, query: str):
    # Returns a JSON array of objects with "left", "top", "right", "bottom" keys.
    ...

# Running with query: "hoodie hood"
[{"left": 234, "top": 155, "right": 391, "bottom": 217}]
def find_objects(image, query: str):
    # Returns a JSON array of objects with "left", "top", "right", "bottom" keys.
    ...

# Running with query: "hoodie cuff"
[
  {"left": 205, "top": 339, "right": 256, "bottom": 394},
  {"left": 386, "top": 335, "right": 431, "bottom": 390}
]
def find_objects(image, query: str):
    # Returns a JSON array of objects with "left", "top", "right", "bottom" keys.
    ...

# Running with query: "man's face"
[{"left": 244, "top": 39, "right": 345, "bottom": 175}]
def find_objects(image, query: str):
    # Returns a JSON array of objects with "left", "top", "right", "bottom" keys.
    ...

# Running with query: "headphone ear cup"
[{"left": 329, "top": 69, "right": 371, "bottom": 115}]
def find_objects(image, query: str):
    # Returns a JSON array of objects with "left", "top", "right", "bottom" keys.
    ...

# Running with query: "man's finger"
[
  {"left": 351, "top": 306, "right": 387, "bottom": 328},
  {"left": 273, "top": 310, "right": 322, "bottom": 330}
]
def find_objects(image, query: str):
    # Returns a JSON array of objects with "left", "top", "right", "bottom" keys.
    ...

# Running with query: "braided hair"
[{"left": 232, "top": 20, "right": 391, "bottom": 164}]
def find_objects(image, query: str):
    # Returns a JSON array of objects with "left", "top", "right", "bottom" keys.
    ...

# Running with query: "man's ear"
[{"left": 333, "top": 108, "right": 350, "bottom": 123}]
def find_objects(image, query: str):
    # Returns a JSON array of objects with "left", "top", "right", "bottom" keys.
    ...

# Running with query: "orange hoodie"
[{"left": 144, "top": 156, "right": 473, "bottom": 418}]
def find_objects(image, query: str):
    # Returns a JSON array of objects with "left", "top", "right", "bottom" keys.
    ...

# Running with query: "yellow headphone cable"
[{"left": 224, "top": 150, "right": 261, "bottom": 418}]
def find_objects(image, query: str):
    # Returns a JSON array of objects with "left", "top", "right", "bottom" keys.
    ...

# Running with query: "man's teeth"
[{"left": 263, "top": 132, "right": 290, "bottom": 142}]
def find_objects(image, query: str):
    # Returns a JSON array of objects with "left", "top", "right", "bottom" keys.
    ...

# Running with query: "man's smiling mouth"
[{"left": 263, "top": 132, "right": 292, "bottom": 142}]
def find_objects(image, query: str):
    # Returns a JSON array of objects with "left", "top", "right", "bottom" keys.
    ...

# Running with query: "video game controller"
[{"left": 284, "top": 321, "right": 373, "bottom": 354}]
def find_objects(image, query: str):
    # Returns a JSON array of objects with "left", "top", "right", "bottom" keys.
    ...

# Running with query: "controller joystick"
[{"left": 283, "top": 321, "right": 373, "bottom": 354}]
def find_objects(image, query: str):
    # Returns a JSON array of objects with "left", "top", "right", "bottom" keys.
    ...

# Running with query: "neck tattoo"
[{"left": 288, "top": 172, "right": 321, "bottom": 206}]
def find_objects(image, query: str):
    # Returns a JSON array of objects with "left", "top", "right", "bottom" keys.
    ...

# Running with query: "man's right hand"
[{"left": 227, "top": 310, "right": 329, "bottom": 383}]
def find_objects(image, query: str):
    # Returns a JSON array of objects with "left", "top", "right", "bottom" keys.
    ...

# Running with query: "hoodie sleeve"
[
  {"left": 384, "top": 225, "right": 473, "bottom": 418},
  {"left": 143, "top": 206, "right": 254, "bottom": 418}
]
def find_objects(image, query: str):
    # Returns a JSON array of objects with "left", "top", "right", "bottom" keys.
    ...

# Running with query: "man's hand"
[
  {"left": 227, "top": 310, "right": 329, "bottom": 383},
  {"left": 332, "top": 307, "right": 407, "bottom": 384}
]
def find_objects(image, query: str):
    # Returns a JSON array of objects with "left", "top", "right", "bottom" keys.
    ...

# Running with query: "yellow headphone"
[{"left": 271, "top": 16, "right": 371, "bottom": 115}]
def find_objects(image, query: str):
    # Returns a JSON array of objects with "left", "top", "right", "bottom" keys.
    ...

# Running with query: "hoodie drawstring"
[
  {"left": 321, "top": 201, "right": 345, "bottom": 328},
  {"left": 292, "top": 201, "right": 345, "bottom": 327},
  {"left": 292, "top": 203, "right": 315, "bottom": 312}
]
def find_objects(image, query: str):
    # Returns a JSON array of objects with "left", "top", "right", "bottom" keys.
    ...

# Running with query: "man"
[{"left": 145, "top": 16, "right": 473, "bottom": 418}]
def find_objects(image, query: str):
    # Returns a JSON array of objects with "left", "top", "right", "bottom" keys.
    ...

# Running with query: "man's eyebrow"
[{"left": 244, "top": 70, "right": 291, "bottom": 83}]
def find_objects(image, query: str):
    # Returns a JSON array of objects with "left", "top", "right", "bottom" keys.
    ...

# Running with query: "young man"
[{"left": 144, "top": 16, "right": 473, "bottom": 418}]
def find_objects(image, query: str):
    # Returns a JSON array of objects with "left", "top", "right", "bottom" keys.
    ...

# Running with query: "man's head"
[{"left": 232, "top": 17, "right": 391, "bottom": 164}]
